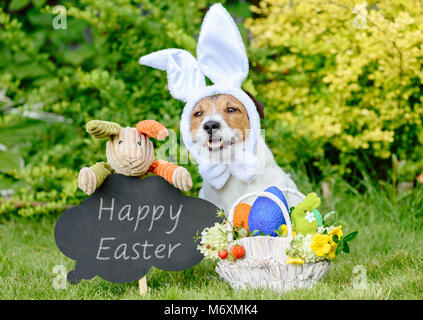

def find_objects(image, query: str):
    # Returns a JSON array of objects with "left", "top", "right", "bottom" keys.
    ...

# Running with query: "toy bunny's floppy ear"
[
  {"left": 136, "top": 120, "right": 168, "bottom": 141},
  {"left": 303, "top": 193, "right": 321, "bottom": 209},
  {"left": 140, "top": 49, "right": 206, "bottom": 102},
  {"left": 196, "top": 3, "right": 249, "bottom": 88},
  {"left": 86, "top": 120, "right": 122, "bottom": 139}
]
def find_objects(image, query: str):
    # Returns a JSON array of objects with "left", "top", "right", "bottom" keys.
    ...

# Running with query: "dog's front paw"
[
  {"left": 172, "top": 167, "right": 193, "bottom": 192},
  {"left": 78, "top": 167, "right": 97, "bottom": 195}
]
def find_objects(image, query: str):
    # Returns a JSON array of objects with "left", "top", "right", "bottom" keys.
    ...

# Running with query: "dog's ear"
[{"left": 243, "top": 89, "right": 264, "bottom": 119}]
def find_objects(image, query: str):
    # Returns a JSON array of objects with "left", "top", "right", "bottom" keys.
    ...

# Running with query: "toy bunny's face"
[{"left": 106, "top": 127, "right": 155, "bottom": 176}]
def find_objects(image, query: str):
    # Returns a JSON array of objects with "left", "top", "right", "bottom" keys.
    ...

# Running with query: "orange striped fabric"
[
  {"left": 148, "top": 160, "right": 178, "bottom": 184},
  {"left": 136, "top": 120, "right": 168, "bottom": 141}
]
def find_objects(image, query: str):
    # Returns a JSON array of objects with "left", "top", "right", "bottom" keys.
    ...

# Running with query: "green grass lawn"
[{"left": 1, "top": 177, "right": 422, "bottom": 300}]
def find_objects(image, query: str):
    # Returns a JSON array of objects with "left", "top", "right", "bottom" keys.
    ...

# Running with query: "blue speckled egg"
[{"left": 248, "top": 186, "right": 289, "bottom": 237}]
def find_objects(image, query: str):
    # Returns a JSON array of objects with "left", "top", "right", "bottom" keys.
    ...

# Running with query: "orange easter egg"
[{"left": 233, "top": 203, "right": 251, "bottom": 231}]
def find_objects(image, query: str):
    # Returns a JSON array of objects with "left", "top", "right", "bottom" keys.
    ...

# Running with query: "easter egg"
[
  {"left": 233, "top": 203, "right": 251, "bottom": 231},
  {"left": 248, "top": 186, "right": 290, "bottom": 237}
]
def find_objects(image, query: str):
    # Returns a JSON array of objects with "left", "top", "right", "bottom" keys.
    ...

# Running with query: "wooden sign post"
[
  {"left": 139, "top": 276, "right": 147, "bottom": 295},
  {"left": 54, "top": 175, "right": 220, "bottom": 290}
]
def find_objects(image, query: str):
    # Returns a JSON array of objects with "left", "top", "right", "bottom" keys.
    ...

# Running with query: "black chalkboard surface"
[{"left": 55, "top": 174, "right": 221, "bottom": 284}]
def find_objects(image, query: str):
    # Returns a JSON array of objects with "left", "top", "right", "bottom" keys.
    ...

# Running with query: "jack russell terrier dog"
[
  {"left": 140, "top": 4, "right": 298, "bottom": 213},
  {"left": 189, "top": 93, "right": 298, "bottom": 212}
]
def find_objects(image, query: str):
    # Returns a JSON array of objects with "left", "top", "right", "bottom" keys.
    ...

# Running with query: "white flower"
[
  {"left": 317, "top": 225, "right": 332, "bottom": 234},
  {"left": 286, "top": 233, "right": 327, "bottom": 263},
  {"left": 197, "top": 222, "right": 230, "bottom": 260},
  {"left": 305, "top": 211, "right": 316, "bottom": 223}
]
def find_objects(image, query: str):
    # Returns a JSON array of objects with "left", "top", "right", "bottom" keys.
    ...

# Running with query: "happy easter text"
[{"left": 95, "top": 198, "right": 183, "bottom": 261}]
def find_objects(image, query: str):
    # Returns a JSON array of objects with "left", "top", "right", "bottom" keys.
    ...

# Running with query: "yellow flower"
[
  {"left": 287, "top": 256, "right": 304, "bottom": 265},
  {"left": 328, "top": 226, "right": 342, "bottom": 259},
  {"left": 310, "top": 234, "right": 331, "bottom": 257},
  {"left": 329, "top": 225, "right": 343, "bottom": 240},
  {"left": 328, "top": 242, "right": 338, "bottom": 259},
  {"left": 281, "top": 224, "right": 297, "bottom": 238}
]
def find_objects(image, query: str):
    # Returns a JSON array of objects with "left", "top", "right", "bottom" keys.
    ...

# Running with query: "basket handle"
[{"left": 227, "top": 189, "right": 305, "bottom": 242}]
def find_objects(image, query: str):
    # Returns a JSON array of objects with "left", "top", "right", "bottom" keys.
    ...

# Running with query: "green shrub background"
[
  {"left": 0, "top": 0, "right": 422, "bottom": 217},
  {"left": 246, "top": 0, "right": 423, "bottom": 182}
]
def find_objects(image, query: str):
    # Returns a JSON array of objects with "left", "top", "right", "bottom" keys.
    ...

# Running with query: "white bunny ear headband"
[{"left": 140, "top": 3, "right": 262, "bottom": 190}]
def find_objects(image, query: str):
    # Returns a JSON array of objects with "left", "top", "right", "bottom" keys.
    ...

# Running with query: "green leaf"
[
  {"left": 60, "top": 45, "right": 96, "bottom": 66},
  {"left": 274, "top": 224, "right": 287, "bottom": 237},
  {"left": 27, "top": 11, "right": 51, "bottom": 26},
  {"left": 9, "top": 62, "right": 49, "bottom": 80},
  {"left": 0, "top": 150, "right": 23, "bottom": 172},
  {"left": 323, "top": 211, "right": 337, "bottom": 225},
  {"left": 323, "top": 211, "right": 336, "bottom": 221},
  {"left": 216, "top": 210, "right": 226, "bottom": 218},
  {"left": 335, "top": 241, "right": 344, "bottom": 256},
  {"left": 342, "top": 241, "right": 350, "bottom": 253},
  {"left": 335, "top": 219, "right": 349, "bottom": 228},
  {"left": 227, "top": 1, "right": 251, "bottom": 19},
  {"left": 33, "top": 0, "right": 47, "bottom": 8},
  {"left": 9, "top": 0, "right": 31, "bottom": 11},
  {"left": 0, "top": 118, "right": 52, "bottom": 147},
  {"left": 0, "top": 174, "right": 26, "bottom": 191},
  {"left": 226, "top": 253, "right": 236, "bottom": 262},
  {"left": 332, "top": 234, "right": 339, "bottom": 243},
  {"left": 344, "top": 231, "right": 358, "bottom": 242}
]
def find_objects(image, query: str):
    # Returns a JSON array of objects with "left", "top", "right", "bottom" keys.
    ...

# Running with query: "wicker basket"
[{"left": 215, "top": 190, "right": 332, "bottom": 292}]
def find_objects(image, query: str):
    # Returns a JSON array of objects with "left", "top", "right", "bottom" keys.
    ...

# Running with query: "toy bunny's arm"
[
  {"left": 148, "top": 160, "right": 192, "bottom": 191},
  {"left": 78, "top": 162, "right": 115, "bottom": 195}
]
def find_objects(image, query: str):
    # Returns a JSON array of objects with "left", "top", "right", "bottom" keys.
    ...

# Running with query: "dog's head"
[{"left": 189, "top": 92, "right": 264, "bottom": 160}]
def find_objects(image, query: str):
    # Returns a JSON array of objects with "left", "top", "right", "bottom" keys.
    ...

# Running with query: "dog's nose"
[{"left": 203, "top": 121, "right": 220, "bottom": 135}]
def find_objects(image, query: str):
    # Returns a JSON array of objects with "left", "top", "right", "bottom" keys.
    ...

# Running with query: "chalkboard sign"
[{"left": 55, "top": 175, "right": 221, "bottom": 284}]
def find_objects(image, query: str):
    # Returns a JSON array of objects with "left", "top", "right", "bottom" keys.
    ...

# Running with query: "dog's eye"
[
  {"left": 119, "top": 140, "right": 122, "bottom": 144},
  {"left": 227, "top": 107, "right": 238, "bottom": 113},
  {"left": 194, "top": 111, "right": 203, "bottom": 117},
  {"left": 137, "top": 141, "right": 141, "bottom": 146}
]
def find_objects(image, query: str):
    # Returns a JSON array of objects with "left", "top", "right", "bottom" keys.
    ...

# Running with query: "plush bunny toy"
[{"left": 78, "top": 119, "right": 193, "bottom": 195}]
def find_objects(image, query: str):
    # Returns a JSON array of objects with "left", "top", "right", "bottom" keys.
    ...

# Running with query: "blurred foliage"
[
  {"left": 246, "top": 0, "right": 423, "bottom": 182},
  {"left": 0, "top": 0, "right": 224, "bottom": 217},
  {"left": 1, "top": 0, "right": 422, "bottom": 217}
]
